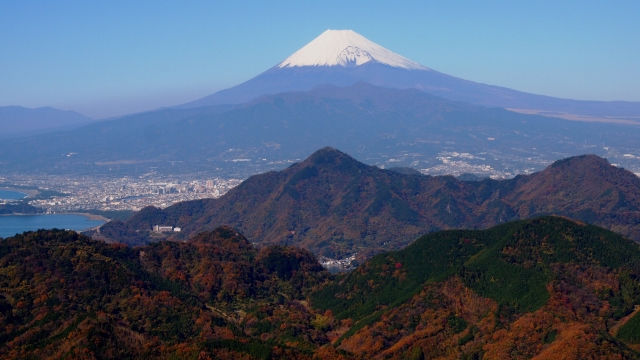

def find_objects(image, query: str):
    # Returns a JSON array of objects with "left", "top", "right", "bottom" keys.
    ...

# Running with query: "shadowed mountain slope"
[
  {"left": 109, "top": 148, "right": 640, "bottom": 259},
  {"left": 502, "top": 154, "right": 640, "bottom": 223},
  {"left": 1, "top": 83, "right": 639, "bottom": 175}
]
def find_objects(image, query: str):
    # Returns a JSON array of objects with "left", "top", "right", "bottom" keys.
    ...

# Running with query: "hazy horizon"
[{"left": 2, "top": 1, "right": 640, "bottom": 118}]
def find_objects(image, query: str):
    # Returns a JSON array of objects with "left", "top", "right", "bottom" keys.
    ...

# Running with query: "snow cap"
[{"left": 278, "top": 29, "right": 428, "bottom": 70}]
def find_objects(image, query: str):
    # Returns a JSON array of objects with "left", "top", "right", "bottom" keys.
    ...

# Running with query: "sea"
[
  {"left": 0, "top": 190, "right": 28, "bottom": 200},
  {"left": 0, "top": 214, "right": 105, "bottom": 239},
  {"left": 1, "top": 190, "right": 105, "bottom": 238},
  {"left": 0, "top": 190, "right": 104, "bottom": 238}
]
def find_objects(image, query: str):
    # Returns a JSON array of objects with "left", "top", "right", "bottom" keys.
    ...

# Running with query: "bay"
[
  {"left": 0, "top": 214, "right": 105, "bottom": 239},
  {"left": 0, "top": 190, "right": 27, "bottom": 200}
]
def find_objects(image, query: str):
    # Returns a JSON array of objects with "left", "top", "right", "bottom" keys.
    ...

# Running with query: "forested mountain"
[
  {"left": 312, "top": 216, "right": 640, "bottom": 358},
  {"left": 0, "top": 227, "right": 333, "bottom": 359},
  {"left": 105, "top": 148, "right": 640, "bottom": 259},
  {"left": 2, "top": 217, "right": 640, "bottom": 358}
]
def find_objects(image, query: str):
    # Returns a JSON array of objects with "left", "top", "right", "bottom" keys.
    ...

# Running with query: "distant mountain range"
[
  {"left": 3, "top": 218, "right": 640, "bottom": 358},
  {"left": 3, "top": 30, "right": 639, "bottom": 177},
  {"left": 1, "top": 83, "right": 638, "bottom": 175},
  {"left": 0, "top": 106, "right": 93, "bottom": 138},
  {"left": 180, "top": 29, "right": 640, "bottom": 123},
  {"left": 100, "top": 148, "right": 640, "bottom": 259}
]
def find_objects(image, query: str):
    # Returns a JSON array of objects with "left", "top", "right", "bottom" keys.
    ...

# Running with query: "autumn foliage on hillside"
[
  {"left": 2, "top": 218, "right": 640, "bottom": 359},
  {"left": 0, "top": 228, "right": 336, "bottom": 359},
  {"left": 312, "top": 217, "right": 640, "bottom": 359},
  {"left": 111, "top": 149, "right": 640, "bottom": 261}
]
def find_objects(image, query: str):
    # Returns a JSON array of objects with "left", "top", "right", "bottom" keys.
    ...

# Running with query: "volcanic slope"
[
  {"left": 1, "top": 83, "right": 639, "bottom": 175},
  {"left": 110, "top": 148, "right": 640, "bottom": 259},
  {"left": 182, "top": 29, "right": 640, "bottom": 120}
]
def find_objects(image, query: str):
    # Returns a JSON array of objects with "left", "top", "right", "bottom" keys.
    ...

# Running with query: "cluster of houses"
[{"left": 153, "top": 225, "right": 181, "bottom": 232}]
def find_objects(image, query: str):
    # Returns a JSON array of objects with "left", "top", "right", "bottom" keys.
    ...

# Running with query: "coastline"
[
  {"left": 0, "top": 213, "right": 44, "bottom": 216},
  {"left": 63, "top": 212, "right": 110, "bottom": 222},
  {"left": 0, "top": 187, "right": 38, "bottom": 197},
  {"left": 0, "top": 212, "right": 109, "bottom": 222},
  {"left": 0, "top": 213, "right": 108, "bottom": 238}
]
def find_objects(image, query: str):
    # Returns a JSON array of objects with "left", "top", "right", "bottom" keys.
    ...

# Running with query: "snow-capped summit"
[
  {"left": 278, "top": 29, "right": 428, "bottom": 70},
  {"left": 178, "top": 29, "right": 640, "bottom": 120}
]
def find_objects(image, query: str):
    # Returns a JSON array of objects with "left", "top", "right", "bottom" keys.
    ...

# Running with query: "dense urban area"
[
  {"left": 2, "top": 146, "right": 640, "bottom": 214},
  {"left": 0, "top": 173, "right": 241, "bottom": 212}
]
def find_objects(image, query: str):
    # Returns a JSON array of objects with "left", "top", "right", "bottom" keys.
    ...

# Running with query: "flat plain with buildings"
[
  {"left": 0, "top": 173, "right": 241, "bottom": 213},
  {"left": 2, "top": 142, "right": 639, "bottom": 217}
]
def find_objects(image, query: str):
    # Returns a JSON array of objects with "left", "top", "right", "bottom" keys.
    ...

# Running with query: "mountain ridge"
[
  {"left": 0, "top": 105, "right": 94, "bottom": 138},
  {"left": 102, "top": 148, "right": 640, "bottom": 259}
]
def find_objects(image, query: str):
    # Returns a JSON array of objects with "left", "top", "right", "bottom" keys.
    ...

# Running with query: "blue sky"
[{"left": 1, "top": 1, "right": 639, "bottom": 118}]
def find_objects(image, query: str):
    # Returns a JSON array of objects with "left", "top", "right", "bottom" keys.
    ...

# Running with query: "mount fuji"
[{"left": 180, "top": 29, "right": 640, "bottom": 121}]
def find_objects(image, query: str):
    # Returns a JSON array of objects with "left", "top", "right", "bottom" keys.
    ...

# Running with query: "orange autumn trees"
[
  {"left": 0, "top": 228, "right": 333, "bottom": 359},
  {"left": 312, "top": 217, "right": 640, "bottom": 359},
  {"left": 2, "top": 217, "right": 640, "bottom": 359}
]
